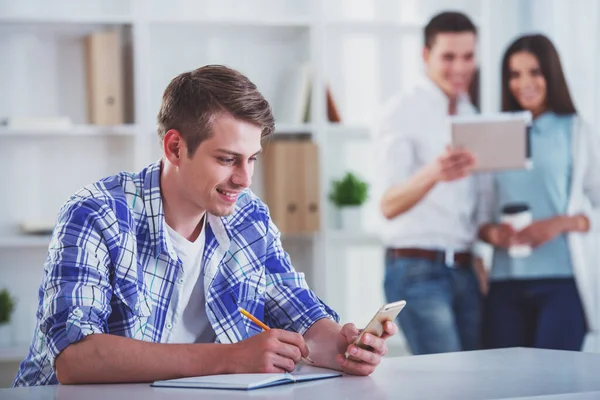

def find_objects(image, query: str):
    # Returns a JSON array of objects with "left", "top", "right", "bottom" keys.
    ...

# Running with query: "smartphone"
[{"left": 352, "top": 300, "right": 406, "bottom": 350}]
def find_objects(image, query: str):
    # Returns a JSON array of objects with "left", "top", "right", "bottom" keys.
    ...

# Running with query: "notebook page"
[
  {"left": 290, "top": 364, "right": 342, "bottom": 382},
  {"left": 152, "top": 373, "right": 291, "bottom": 389}
]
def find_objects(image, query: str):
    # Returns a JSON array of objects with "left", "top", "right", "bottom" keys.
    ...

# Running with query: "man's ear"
[
  {"left": 163, "top": 129, "right": 185, "bottom": 166},
  {"left": 422, "top": 46, "right": 430, "bottom": 65}
]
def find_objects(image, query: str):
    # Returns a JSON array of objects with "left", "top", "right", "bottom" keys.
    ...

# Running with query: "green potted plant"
[
  {"left": 0, "top": 288, "right": 16, "bottom": 347},
  {"left": 329, "top": 172, "right": 369, "bottom": 230}
]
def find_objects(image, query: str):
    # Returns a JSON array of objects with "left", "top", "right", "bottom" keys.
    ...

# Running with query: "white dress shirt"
[
  {"left": 371, "top": 76, "right": 478, "bottom": 251},
  {"left": 165, "top": 218, "right": 215, "bottom": 344}
]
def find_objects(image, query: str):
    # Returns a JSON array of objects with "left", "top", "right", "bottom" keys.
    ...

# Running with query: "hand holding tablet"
[{"left": 451, "top": 111, "right": 532, "bottom": 172}]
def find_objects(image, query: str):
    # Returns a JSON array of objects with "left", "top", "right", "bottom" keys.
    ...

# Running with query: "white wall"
[
  {"left": 525, "top": 0, "right": 600, "bottom": 353},
  {"left": 527, "top": 0, "right": 600, "bottom": 130}
]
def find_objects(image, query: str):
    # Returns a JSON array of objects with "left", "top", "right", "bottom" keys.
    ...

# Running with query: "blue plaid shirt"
[{"left": 13, "top": 161, "right": 338, "bottom": 387}]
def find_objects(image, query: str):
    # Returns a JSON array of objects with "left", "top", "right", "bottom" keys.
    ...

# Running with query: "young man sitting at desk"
[{"left": 13, "top": 65, "right": 397, "bottom": 387}]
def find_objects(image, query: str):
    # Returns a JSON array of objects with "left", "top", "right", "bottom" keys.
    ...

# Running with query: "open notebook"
[{"left": 151, "top": 364, "right": 342, "bottom": 391}]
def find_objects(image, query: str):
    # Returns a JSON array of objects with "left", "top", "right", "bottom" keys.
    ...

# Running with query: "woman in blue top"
[{"left": 478, "top": 34, "right": 600, "bottom": 351}]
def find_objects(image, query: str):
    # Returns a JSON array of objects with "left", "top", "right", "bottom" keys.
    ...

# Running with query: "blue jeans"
[
  {"left": 483, "top": 278, "right": 586, "bottom": 351},
  {"left": 384, "top": 251, "right": 482, "bottom": 355}
]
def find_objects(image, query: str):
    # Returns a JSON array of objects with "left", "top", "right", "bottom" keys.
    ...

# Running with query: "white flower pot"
[
  {"left": 0, "top": 323, "right": 11, "bottom": 347},
  {"left": 339, "top": 206, "right": 363, "bottom": 231}
]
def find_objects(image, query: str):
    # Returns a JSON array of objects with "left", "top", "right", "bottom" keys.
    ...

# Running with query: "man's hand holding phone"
[{"left": 335, "top": 301, "right": 405, "bottom": 376}]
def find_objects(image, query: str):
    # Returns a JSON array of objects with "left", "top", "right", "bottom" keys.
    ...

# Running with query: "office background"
[{"left": 0, "top": 0, "right": 598, "bottom": 387}]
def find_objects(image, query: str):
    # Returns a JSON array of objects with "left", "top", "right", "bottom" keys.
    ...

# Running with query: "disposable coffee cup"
[{"left": 501, "top": 203, "right": 532, "bottom": 258}]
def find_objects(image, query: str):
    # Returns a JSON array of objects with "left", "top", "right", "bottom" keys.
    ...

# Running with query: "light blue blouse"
[{"left": 491, "top": 111, "right": 574, "bottom": 280}]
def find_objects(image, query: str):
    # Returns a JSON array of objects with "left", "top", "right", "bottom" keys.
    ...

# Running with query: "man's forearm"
[
  {"left": 478, "top": 223, "right": 495, "bottom": 244},
  {"left": 55, "top": 333, "right": 233, "bottom": 384},
  {"left": 303, "top": 318, "right": 343, "bottom": 371},
  {"left": 380, "top": 165, "right": 438, "bottom": 220}
]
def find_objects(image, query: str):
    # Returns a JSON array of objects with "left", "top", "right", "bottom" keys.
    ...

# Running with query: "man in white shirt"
[{"left": 372, "top": 12, "right": 483, "bottom": 355}]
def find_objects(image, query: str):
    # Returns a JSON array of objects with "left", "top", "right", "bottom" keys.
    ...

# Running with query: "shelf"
[
  {"left": 326, "top": 20, "right": 422, "bottom": 34},
  {"left": 0, "top": 344, "right": 29, "bottom": 362},
  {"left": 274, "top": 123, "right": 314, "bottom": 136},
  {"left": 0, "top": 233, "right": 318, "bottom": 247},
  {"left": 0, "top": 16, "right": 313, "bottom": 29},
  {"left": 0, "top": 235, "right": 51, "bottom": 248},
  {"left": 148, "top": 17, "right": 313, "bottom": 28},
  {"left": 0, "top": 124, "right": 138, "bottom": 137},
  {"left": 280, "top": 232, "right": 316, "bottom": 241},
  {"left": 140, "top": 124, "right": 312, "bottom": 139},
  {"left": 327, "top": 124, "right": 371, "bottom": 140},
  {"left": 0, "top": 15, "right": 133, "bottom": 25},
  {"left": 326, "top": 16, "right": 481, "bottom": 31},
  {"left": 326, "top": 230, "right": 381, "bottom": 245},
  {"left": 0, "top": 230, "right": 379, "bottom": 247}
]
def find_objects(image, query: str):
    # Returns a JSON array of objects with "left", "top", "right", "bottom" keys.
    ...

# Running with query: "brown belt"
[{"left": 387, "top": 248, "right": 473, "bottom": 267}]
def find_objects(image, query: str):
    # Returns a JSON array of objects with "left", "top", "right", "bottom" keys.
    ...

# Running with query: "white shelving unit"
[
  {"left": 0, "top": 125, "right": 138, "bottom": 137},
  {"left": 327, "top": 124, "right": 371, "bottom": 140},
  {"left": 0, "top": 345, "right": 29, "bottom": 363},
  {"left": 327, "top": 230, "right": 381, "bottom": 245},
  {"left": 0, "top": 0, "right": 527, "bottom": 361},
  {"left": 145, "top": 16, "right": 314, "bottom": 28},
  {"left": 0, "top": 235, "right": 51, "bottom": 248},
  {"left": 273, "top": 123, "right": 314, "bottom": 135}
]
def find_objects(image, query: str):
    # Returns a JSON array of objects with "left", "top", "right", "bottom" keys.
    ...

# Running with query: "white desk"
[{"left": 2, "top": 348, "right": 600, "bottom": 399}]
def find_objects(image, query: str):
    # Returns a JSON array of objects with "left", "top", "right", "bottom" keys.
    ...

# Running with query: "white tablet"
[{"left": 451, "top": 111, "right": 532, "bottom": 172}]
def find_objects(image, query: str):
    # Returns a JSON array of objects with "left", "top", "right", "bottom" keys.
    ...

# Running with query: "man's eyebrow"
[{"left": 215, "top": 148, "right": 263, "bottom": 157}]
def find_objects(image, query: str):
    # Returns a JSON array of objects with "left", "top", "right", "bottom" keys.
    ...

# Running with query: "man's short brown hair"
[
  {"left": 424, "top": 11, "right": 477, "bottom": 49},
  {"left": 157, "top": 65, "right": 275, "bottom": 157}
]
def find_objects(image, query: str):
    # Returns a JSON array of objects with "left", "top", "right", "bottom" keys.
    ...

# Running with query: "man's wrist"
[
  {"left": 479, "top": 224, "right": 496, "bottom": 244},
  {"left": 183, "top": 343, "right": 233, "bottom": 376},
  {"left": 216, "top": 343, "right": 238, "bottom": 374},
  {"left": 421, "top": 162, "right": 441, "bottom": 185}
]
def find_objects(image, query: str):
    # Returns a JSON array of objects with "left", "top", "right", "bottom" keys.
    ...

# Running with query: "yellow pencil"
[
  {"left": 238, "top": 307, "right": 315, "bottom": 365},
  {"left": 239, "top": 307, "right": 270, "bottom": 331}
]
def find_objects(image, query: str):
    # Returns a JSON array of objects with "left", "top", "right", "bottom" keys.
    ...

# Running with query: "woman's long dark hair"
[{"left": 501, "top": 34, "right": 576, "bottom": 115}]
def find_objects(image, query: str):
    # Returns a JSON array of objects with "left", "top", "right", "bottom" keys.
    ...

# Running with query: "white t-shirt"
[
  {"left": 371, "top": 76, "right": 478, "bottom": 251},
  {"left": 165, "top": 218, "right": 215, "bottom": 343}
]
